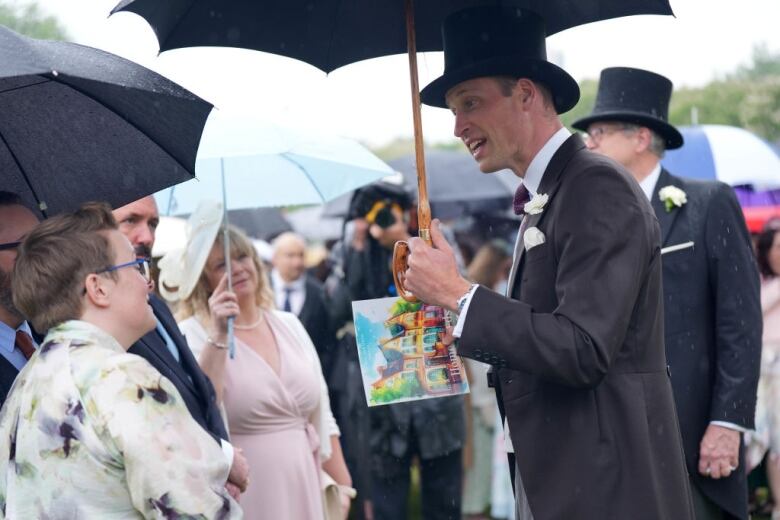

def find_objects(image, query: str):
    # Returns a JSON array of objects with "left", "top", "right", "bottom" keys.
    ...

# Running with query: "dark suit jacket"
[
  {"left": 459, "top": 135, "right": 694, "bottom": 519},
  {"left": 128, "top": 295, "right": 228, "bottom": 443},
  {"left": 652, "top": 169, "right": 761, "bottom": 519},
  {"left": 298, "top": 277, "right": 337, "bottom": 374},
  {"left": 0, "top": 354, "right": 18, "bottom": 405}
]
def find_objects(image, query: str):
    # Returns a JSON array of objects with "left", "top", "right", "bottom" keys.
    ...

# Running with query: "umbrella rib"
[
  {"left": 282, "top": 153, "right": 327, "bottom": 203},
  {"left": 0, "top": 126, "right": 47, "bottom": 218},
  {"left": 46, "top": 74, "right": 200, "bottom": 181},
  {"left": 323, "top": 0, "right": 346, "bottom": 73},
  {"left": 0, "top": 76, "right": 51, "bottom": 95}
]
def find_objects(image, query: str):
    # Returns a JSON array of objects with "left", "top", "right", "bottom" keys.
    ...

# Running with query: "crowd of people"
[{"left": 0, "top": 5, "right": 777, "bottom": 520}]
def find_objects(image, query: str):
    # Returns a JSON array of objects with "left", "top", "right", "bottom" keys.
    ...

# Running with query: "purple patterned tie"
[{"left": 513, "top": 184, "right": 531, "bottom": 215}]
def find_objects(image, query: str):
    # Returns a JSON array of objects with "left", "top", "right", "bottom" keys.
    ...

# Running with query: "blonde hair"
[
  {"left": 12, "top": 203, "right": 118, "bottom": 332},
  {"left": 178, "top": 225, "right": 275, "bottom": 321}
]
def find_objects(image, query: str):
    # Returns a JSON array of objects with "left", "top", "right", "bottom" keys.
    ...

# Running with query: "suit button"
[{"left": 474, "top": 348, "right": 483, "bottom": 356}]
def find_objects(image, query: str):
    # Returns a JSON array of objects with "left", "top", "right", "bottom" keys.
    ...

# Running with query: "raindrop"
[{"left": 51, "top": 70, "right": 58, "bottom": 76}]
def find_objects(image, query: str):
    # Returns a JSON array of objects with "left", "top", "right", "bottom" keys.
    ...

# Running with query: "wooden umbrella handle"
[{"left": 392, "top": 0, "right": 431, "bottom": 302}]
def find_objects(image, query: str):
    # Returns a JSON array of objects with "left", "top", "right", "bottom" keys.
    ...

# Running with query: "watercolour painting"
[{"left": 352, "top": 296, "right": 470, "bottom": 407}]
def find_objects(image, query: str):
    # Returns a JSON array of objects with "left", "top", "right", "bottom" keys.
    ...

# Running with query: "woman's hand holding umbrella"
[{"left": 207, "top": 274, "right": 240, "bottom": 349}]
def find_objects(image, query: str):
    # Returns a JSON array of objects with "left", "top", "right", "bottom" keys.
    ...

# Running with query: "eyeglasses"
[
  {"left": 96, "top": 257, "right": 151, "bottom": 282},
  {"left": 0, "top": 241, "right": 21, "bottom": 251},
  {"left": 585, "top": 124, "right": 637, "bottom": 145}
]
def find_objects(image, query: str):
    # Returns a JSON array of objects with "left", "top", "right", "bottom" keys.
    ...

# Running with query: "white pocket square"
[
  {"left": 523, "top": 226, "right": 546, "bottom": 250},
  {"left": 661, "top": 241, "right": 694, "bottom": 255}
]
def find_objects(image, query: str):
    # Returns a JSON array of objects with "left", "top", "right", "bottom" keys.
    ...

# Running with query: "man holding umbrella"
[
  {"left": 402, "top": 6, "right": 694, "bottom": 519},
  {"left": 572, "top": 67, "right": 762, "bottom": 520}
]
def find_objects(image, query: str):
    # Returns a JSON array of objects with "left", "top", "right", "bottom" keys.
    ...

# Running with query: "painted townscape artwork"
[{"left": 352, "top": 297, "right": 470, "bottom": 407}]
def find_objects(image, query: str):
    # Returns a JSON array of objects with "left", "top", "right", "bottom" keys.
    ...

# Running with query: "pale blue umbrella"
[
  {"left": 156, "top": 111, "right": 393, "bottom": 356},
  {"left": 156, "top": 112, "right": 393, "bottom": 215}
]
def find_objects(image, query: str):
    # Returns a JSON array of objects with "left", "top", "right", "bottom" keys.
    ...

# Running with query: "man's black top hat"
[
  {"left": 420, "top": 6, "right": 579, "bottom": 113},
  {"left": 572, "top": 67, "right": 683, "bottom": 149}
]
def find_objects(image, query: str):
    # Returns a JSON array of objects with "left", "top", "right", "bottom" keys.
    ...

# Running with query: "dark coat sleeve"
[
  {"left": 704, "top": 183, "right": 762, "bottom": 428},
  {"left": 458, "top": 165, "right": 656, "bottom": 388}
]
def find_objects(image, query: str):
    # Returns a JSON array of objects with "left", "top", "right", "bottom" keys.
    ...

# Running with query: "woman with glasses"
[
  {"left": 174, "top": 225, "right": 353, "bottom": 519},
  {"left": 0, "top": 203, "right": 240, "bottom": 518}
]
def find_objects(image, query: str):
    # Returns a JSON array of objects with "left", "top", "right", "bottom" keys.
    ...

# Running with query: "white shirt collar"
[
  {"left": 0, "top": 320, "right": 33, "bottom": 353},
  {"left": 522, "top": 127, "right": 571, "bottom": 196},
  {"left": 271, "top": 269, "right": 305, "bottom": 291},
  {"left": 639, "top": 162, "right": 663, "bottom": 202}
]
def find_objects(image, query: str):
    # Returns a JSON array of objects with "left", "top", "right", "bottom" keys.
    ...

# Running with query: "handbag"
[{"left": 321, "top": 470, "right": 357, "bottom": 520}]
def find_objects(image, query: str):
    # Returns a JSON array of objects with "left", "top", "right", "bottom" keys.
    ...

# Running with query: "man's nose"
[
  {"left": 453, "top": 113, "right": 468, "bottom": 139},
  {"left": 136, "top": 225, "right": 155, "bottom": 250}
]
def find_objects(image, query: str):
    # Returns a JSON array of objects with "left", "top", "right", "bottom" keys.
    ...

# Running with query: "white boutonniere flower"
[
  {"left": 524, "top": 193, "right": 548, "bottom": 215},
  {"left": 523, "top": 226, "right": 546, "bottom": 250},
  {"left": 658, "top": 185, "right": 687, "bottom": 213}
]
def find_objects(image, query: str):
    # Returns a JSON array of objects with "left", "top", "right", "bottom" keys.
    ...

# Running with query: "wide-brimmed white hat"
[{"left": 158, "top": 199, "right": 223, "bottom": 302}]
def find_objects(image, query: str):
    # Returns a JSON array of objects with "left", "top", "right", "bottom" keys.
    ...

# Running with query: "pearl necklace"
[{"left": 233, "top": 310, "right": 263, "bottom": 330}]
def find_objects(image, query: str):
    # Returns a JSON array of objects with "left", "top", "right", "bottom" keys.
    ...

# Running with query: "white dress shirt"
[
  {"left": 0, "top": 320, "right": 36, "bottom": 370},
  {"left": 271, "top": 269, "right": 306, "bottom": 316},
  {"left": 639, "top": 162, "right": 662, "bottom": 202}
]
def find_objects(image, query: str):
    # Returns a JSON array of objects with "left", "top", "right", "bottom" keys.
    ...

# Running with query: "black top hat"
[
  {"left": 572, "top": 67, "right": 683, "bottom": 149},
  {"left": 420, "top": 6, "right": 579, "bottom": 113}
]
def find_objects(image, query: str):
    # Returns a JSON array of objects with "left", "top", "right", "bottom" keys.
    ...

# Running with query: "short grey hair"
[{"left": 621, "top": 124, "right": 666, "bottom": 158}]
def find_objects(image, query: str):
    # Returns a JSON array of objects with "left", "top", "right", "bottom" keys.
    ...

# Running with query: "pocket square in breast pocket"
[
  {"left": 661, "top": 241, "right": 694, "bottom": 255},
  {"left": 523, "top": 227, "right": 545, "bottom": 250}
]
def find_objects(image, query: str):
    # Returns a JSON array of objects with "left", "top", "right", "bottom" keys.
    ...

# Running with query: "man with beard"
[
  {"left": 0, "top": 191, "right": 40, "bottom": 404},
  {"left": 113, "top": 196, "right": 249, "bottom": 500}
]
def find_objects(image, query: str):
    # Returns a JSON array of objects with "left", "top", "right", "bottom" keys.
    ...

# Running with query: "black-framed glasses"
[
  {"left": 0, "top": 241, "right": 21, "bottom": 251},
  {"left": 96, "top": 258, "right": 151, "bottom": 282}
]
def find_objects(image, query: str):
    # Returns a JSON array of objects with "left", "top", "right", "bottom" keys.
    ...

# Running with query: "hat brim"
[
  {"left": 420, "top": 55, "right": 580, "bottom": 114},
  {"left": 572, "top": 111, "right": 683, "bottom": 150}
]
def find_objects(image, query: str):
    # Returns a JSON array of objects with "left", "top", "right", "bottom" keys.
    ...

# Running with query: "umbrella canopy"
[
  {"left": 112, "top": 0, "right": 673, "bottom": 73},
  {"left": 155, "top": 112, "right": 394, "bottom": 215},
  {"left": 0, "top": 25, "right": 211, "bottom": 217},
  {"left": 323, "top": 151, "right": 520, "bottom": 220},
  {"left": 391, "top": 151, "right": 519, "bottom": 219},
  {"left": 226, "top": 207, "right": 293, "bottom": 241},
  {"left": 661, "top": 125, "right": 780, "bottom": 190}
]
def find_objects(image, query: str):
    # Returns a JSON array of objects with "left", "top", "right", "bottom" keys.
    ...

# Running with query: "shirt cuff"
[
  {"left": 452, "top": 284, "right": 480, "bottom": 338},
  {"left": 710, "top": 421, "right": 748, "bottom": 433},
  {"left": 220, "top": 439, "right": 234, "bottom": 468}
]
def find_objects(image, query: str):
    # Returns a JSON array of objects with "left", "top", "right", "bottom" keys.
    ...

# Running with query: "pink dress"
[{"left": 180, "top": 312, "right": 325, "bottom": 519}]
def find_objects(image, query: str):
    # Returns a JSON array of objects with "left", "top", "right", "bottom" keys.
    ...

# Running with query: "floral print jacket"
[{"left": 0, "top": 320, "right": 241, "bottom": 519}]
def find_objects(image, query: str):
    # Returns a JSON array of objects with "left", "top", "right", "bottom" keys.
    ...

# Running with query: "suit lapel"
[
  {"left": 651, "top": 169, "right": 684, "bottom": 246},
  {"left": 507, "top": 134, "right": 585, "bottom": 294},
  {"left": 147, "top": 297, "right": 199, "bottom": 395}
]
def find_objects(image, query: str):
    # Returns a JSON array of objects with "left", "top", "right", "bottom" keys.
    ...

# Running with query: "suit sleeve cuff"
[
  {"left": 710, "top": 421, "right": 748, "bottom": 433},
  {"left": 220, "top": 439, "right": 234, "bottom": 468},
  {"left": 452, "top": 284, "right": 480, "bottom": 338}
]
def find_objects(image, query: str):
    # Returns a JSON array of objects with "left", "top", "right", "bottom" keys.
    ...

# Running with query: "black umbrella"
[
  {"left": 226, "top": 207, "right": 293, "bottom": 241},
  {"left": 322, "top": 151, "right": 519, "bottom": 220},
  {"left": 111, "top": 0, "right": 673, "bottom": 74},
  {"left": 0, "top": 26, "right": 212, "bottom": 218},
  {"left": 113, "top": 0, "right": 673, "bottom": 298},
  {"left": 391, "top": 151, "right": 518, "bottom": 219}
]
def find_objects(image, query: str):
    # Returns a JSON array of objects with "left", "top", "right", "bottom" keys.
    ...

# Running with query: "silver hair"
[{"left": 621, "top": 124, "right": 666, "bottom": 158}]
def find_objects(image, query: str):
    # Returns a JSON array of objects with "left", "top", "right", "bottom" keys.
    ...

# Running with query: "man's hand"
[
  {"left": 228, "top": 447, "right": 250, "bottom": 492},
  {"left": 404, "top": 219, "right": 471, "bottom": 312},
  {"left": 698, "top": 424, "right": 740, "bottom": 479}
]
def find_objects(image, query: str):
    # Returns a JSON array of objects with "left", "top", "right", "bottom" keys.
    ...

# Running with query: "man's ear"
[
  {"left": 635, "top": 127, "right": 653, "bottom": 154},
  {"left": 84, "top": 273, "right": 112, "bottom": 309},
  {"left": 515, "top": 79, "right": 535, "bottom": 107}
]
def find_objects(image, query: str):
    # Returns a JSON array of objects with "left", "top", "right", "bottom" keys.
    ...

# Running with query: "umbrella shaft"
[{"left": 405, "top": 0, "right": 431, "bottom": 243}]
